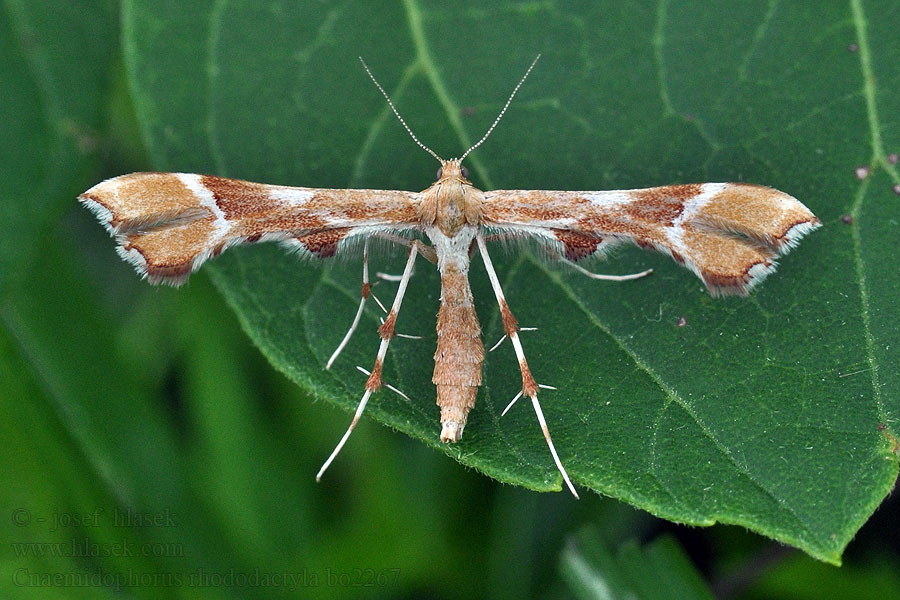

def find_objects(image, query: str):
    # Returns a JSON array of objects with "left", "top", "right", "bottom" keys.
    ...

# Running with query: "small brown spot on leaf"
[
  {"left": 841, "top": 214, "right": 854, "bottom": 224},
  {"left": 855, "top": 165, "right": 870, "bottom": 180},
  {"left": 848, "top": 43, "right": 859, "bottom": 52},
  {"left": 888, "top": 153, "right": 898, "bottom": 165},
  {"left": 676, "top": 317, "right": 687, "bottom": 327}
]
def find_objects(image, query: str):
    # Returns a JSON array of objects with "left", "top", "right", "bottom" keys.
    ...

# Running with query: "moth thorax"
[{"left": 428, "top": 183, "right": 480, "bottom": 237}]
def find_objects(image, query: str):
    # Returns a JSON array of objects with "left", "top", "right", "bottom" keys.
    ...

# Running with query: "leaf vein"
[
  {"left": 850, "top": 0, "right": 900, "bottom": 184},
  {"left": 737, "top": 0, "right": 781, "bottom": 82},
  {"left": 647, "top": 398, "right": 697, "bottom": 514},
  {"left": 849, "top": 0, "right": 889, "bottom": 427},
  {"left": 536, "top": 258, "right": 811, "bottom": 531},
  {"left": 293, "top": 3, "right": 347, "bottom": 64},
  {"left": 651, "top": 0, "right": 674, "bottom": 117},
  {"left": 401, "top": 0, "right": 494, "bottom": 188},
  {"left": 351, "top": 59, "right": 422, "bottom": 187},
  {"left": 205, "top": 0, "right": 228, "bottom": 175},
  {"left": 847, "top": 179, "right": 885, "bottom": 425}
]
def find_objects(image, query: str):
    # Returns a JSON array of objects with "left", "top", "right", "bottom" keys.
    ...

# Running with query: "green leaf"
[
  {"left": 559, "top": 527, "right": 714, "bottom": 600},
  {"left": 0, "top": 0, "right": 117, "bottom": 289},
  {"left": 742, "top": 550, "right": 900, "bottom": 600},
  {"left": 0, "top": 329, "right": 134, "bottom": 600},
  {"left": 118, "top": 0, "right": 899, "bottom": 563}
]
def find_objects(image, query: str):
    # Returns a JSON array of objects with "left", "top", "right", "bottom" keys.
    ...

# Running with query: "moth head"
[{"left": 436, "top": 159, "right": 470, "bottom": 183}]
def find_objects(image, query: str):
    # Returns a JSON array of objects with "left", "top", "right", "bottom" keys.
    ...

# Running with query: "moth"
[{"left": 79, "top": 57, "right": 820, "bottom": 497}]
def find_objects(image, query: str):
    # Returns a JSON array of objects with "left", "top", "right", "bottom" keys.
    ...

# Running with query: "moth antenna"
[
  {"left": 460, "top": 54, "right": 540, "bottom": 161},
  {"left": 359, "top": 57, "right": 443, "bottom": 163}
]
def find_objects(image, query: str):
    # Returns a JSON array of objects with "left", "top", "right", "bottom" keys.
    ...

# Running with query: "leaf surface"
[
  {"left": 559, "top": 527, "right": 715, "bottom": 600},
  {"left": 120, "top": 0, "right": 900, "bottom": 562},
  {"left": 0, "top": 0, "right": 116, "bottom": 288}
]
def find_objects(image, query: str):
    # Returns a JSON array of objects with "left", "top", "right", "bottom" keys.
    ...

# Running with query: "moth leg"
[
  {"left": 374, "top": 233, "right": 438, "bottom": 265},
  {"left": 369, "top": 234, "right": 430, "bottom": 336},
  {"left": 372, "top": 234, "right": 435, "bottom": 282},
  {"left": 476, "top": 232, "right": 579, "bottom": 498},
  {"left": 471, "top": 233, "right": 517, "bottom": 259},
  {"left": 556, "top": 251, "right": 652, "bottom": 281},
  {"left": 488, "top": 327, "right": 537, "bottom": 352},
  {"left": 380, "top": 316, "right": 423, "bottom": 340},
  {"left": 568, "top": 259, "right": 652, "bottom": 281},
  {"left": 326, "top": 239, "right": 375, "bottom": 370},
  {"left": 374, "top": 242, "right": 436, "bottom": 284},
  {"left": 316, "top": 243, "right": 420, "bottom": 482},
  {"left": 356, "top": 365, "right": 412, "bottom": 402}
]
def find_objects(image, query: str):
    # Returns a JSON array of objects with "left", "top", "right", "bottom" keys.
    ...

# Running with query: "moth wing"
[
  {"left": 482, "top": 184, "right": 820, "bottom": 295},
  {"left": 80, "top": 172, "right": 420, "bottom": 285}
]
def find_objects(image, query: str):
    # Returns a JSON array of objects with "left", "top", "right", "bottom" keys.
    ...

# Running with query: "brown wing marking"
[
  {"left": 483, "top": 183, "right": 820, "bottom": 295},
  {"left": 79, "top": 172, "right": 420, "bottom": 285}
]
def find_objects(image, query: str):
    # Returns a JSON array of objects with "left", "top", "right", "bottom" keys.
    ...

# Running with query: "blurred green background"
[{"left": 2, "top": 1, "right": 898, "bottom": 598}]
